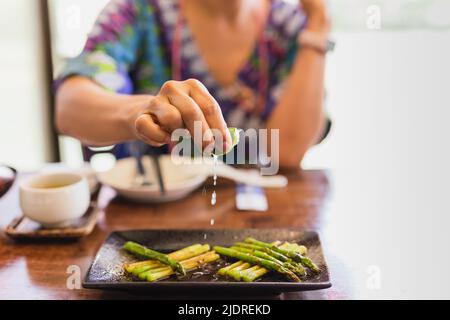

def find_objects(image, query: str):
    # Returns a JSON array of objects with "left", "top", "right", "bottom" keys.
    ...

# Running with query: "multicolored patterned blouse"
[{"left": 58, "top": 0, "right": 306, "bottom": 130}]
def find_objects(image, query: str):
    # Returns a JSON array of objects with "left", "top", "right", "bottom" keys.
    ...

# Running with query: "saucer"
[{"left": 4, "top": 202, "right": 100, "bottom": 240}]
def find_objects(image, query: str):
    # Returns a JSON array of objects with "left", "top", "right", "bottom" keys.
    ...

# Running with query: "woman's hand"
[
  {"left": 300, "top": 0, "right": 330, "bottom": 33},
  {"left": 132, "top": 79, "right": 231, "bottom": 151}
]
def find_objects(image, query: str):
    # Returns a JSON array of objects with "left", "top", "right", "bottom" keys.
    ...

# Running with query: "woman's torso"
[{"left": 132, "top": 0, "right": 307, "bottom": 129}]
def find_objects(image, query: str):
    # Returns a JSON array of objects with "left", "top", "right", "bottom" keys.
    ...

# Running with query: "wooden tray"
[{"left": 4, "top": 202, "right": 100, "bottom": 240}]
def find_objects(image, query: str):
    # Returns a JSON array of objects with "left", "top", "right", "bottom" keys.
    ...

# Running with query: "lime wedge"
[
  {"left": 213, "top": 127, "right": 242, "bottom": 156},
  {"left": 175, "top": 127, "right": 242, "bottom": 156},
  {"left": 229, "top": 127, "right": 241, "bottom": 147}
]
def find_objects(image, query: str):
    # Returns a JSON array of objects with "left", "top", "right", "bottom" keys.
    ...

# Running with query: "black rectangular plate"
[{"left": 83, "top": 229, "right": 331, "bottom": 295}]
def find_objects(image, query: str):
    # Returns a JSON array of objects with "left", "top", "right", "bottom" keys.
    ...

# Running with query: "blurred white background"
[{"left": 0, "top": 0, "right": 54, "bottom": 170}]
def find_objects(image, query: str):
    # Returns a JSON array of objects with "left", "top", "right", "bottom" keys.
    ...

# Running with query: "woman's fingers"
[
  {"left": 135, "top": 95, "right": 183, "bottom": 146},
  {"left": 185, "top": 79, "right": 232, "bottom": 152},
  {"left": 135, "top": 113, "right": 170, "bottom": 147},
  {"left": 164, "top": 86, "right": 214, "bottom": 150},
  {"left": 136, "top": 79, "right": 229, "bottom": 151},
  {"left": 148, "top": 96, "right": 184, "bottom": 133}
]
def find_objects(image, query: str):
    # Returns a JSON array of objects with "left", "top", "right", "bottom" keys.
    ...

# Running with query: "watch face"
[{"left": 326, "top": 40, "right": 336, "bottom": 53}]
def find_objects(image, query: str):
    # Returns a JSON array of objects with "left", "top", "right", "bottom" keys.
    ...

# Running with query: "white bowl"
[
  {"left": 97, "top": 155, "right": 207, "bottom": 203},
  {"left": 19, "top": 173, "right": 90, "bottom": 227}
]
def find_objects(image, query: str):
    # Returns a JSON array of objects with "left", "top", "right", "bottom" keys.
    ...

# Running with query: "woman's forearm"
[
  {"left": 267, "top": 10, "right": 330, "bottom": 169},
  {"left": 55, "top": 76, "right": 232, "bottom": 150},
  {"left": 55, "top": 77, "right": 149, "bottom": 146},
  {"left": 267, "top": 47, "right": 326, "bottom": 168}
]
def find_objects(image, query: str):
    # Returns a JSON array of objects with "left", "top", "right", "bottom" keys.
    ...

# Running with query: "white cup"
[{"left": 19, "top": 173, "right": 90, "bottom": 227}]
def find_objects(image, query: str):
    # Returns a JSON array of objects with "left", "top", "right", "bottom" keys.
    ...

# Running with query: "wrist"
[
  {"left": 298, "top": 29, "right": 334, "bottom": 55},
  {"left": 119, "top": 94, "right": 154, "bottom": 140}
]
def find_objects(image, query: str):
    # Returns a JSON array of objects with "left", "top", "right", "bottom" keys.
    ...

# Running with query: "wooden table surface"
[{"left": 0, "top": 170, "right": 352, "bottom": 300}]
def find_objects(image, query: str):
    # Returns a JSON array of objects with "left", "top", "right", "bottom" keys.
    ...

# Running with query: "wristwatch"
[{"left": 298, "top": 30, "right": 335, "bottom": 55}]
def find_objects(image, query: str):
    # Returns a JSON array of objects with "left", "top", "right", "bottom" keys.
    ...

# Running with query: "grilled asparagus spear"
[
  {"left": 226, "top": 262, "right": 251, "bottom": 281},
  {"left": 240, "top": 266, "right": 269, "bottom": 282},
  {"left": 123, "top": 241, "right": 186, "bottom": 276},
  {"left": 138, "top": 251, "right": 220, "bottom": 282},
  {"left": 218, "top": 261, "right": 244, "bottom": 276},
  {"left": 214, "top": 246, "right": 300, "bottom": 282},
  {"left": 124, "top": 244, "right": 210, "bottom": 274},
  {"left": 279, "top": 242, "right": 308, "bottom": 255},
  {"left": 230, "top": 246, "right": 305, "bottom": 277},
  {"left": 245, "top": 238, "right": 319, "bottom": 273},
  {"left": 234, "top": 242, "right": 290, "bottom": 262}
]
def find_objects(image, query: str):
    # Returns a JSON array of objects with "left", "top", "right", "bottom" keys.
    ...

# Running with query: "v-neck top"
[{"left": 57, "top": 0, "right": 307, "bottom": 129}]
